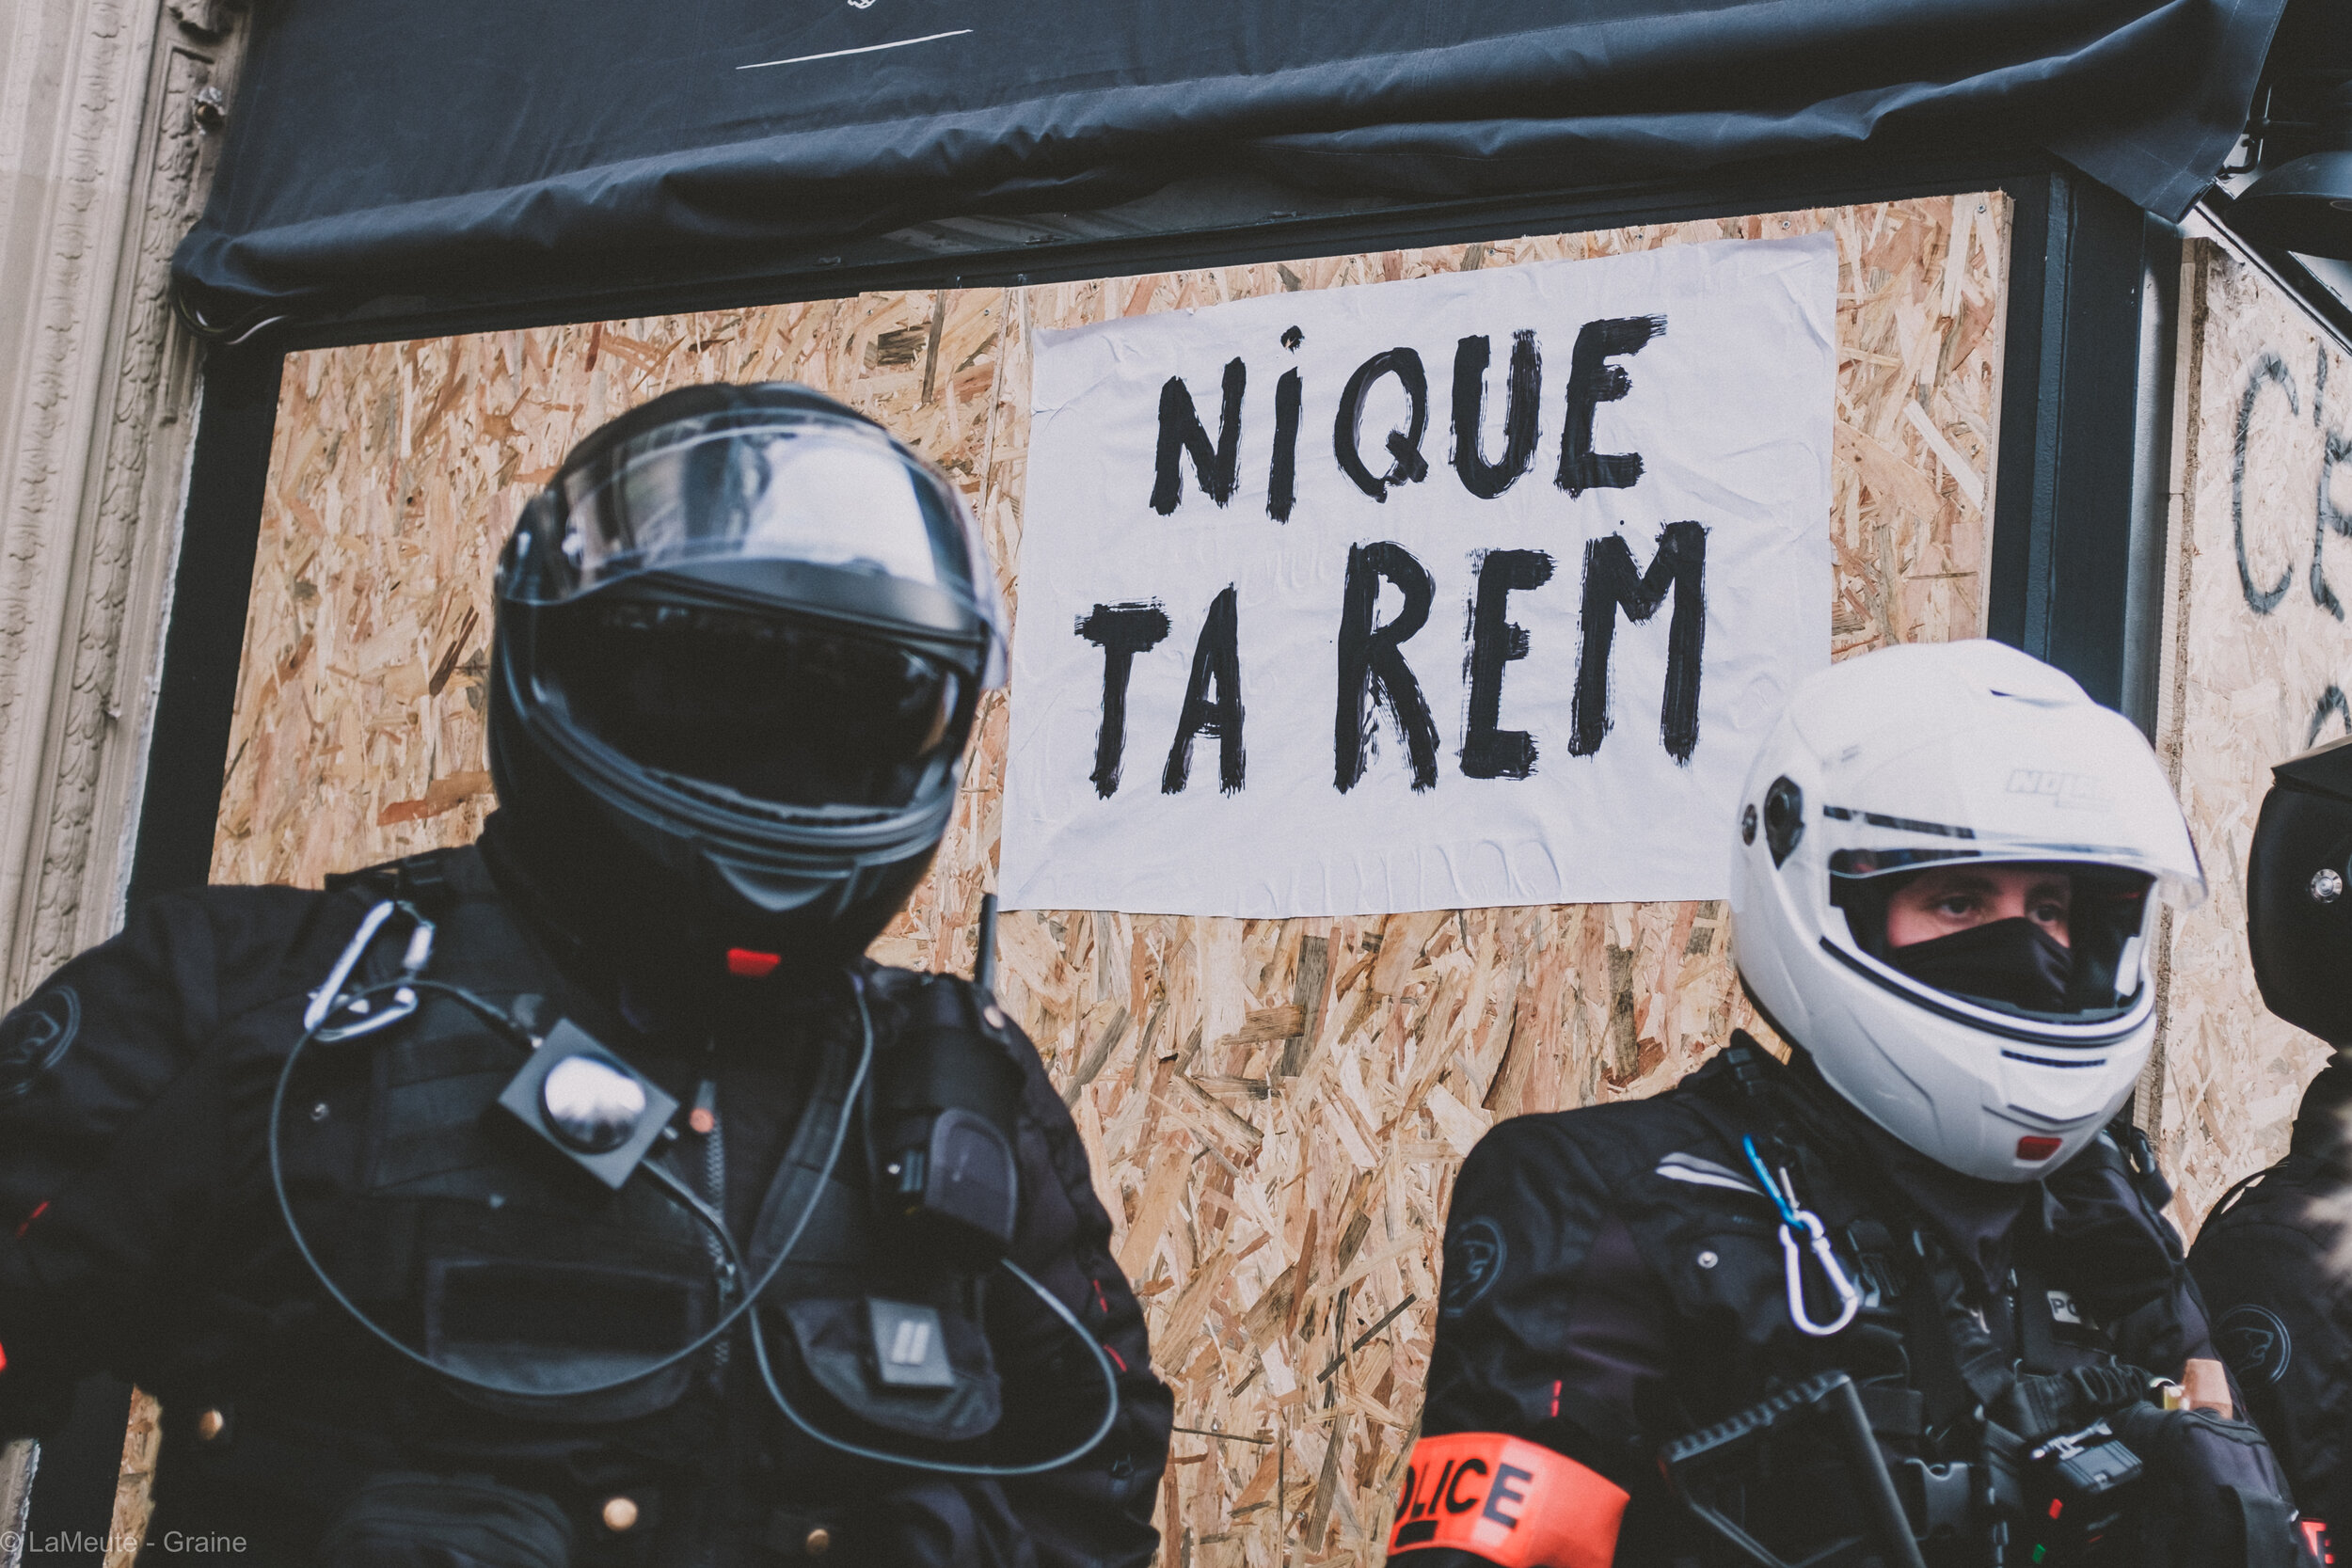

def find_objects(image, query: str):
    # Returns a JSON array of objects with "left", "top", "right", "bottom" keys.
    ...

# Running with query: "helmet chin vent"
[{"left": 2016, "top": 1134, "right": 2063, "bottom": 1162}]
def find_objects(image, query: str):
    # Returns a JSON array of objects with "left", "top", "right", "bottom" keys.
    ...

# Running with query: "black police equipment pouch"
[
  {"left": 2010, "top": 1417, "right": 2145, "bottom": 1561},
  {"left": 871, "top": 976, "right": 1022, "bottom": 1261}
]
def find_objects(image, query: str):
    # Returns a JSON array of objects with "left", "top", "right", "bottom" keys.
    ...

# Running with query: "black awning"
[{"left": 172, "top": 0, "right": 2287, "bottom": 328}]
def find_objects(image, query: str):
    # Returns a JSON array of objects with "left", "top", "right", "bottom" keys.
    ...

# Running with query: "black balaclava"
[{"left": 1883, "top": 917, "right": 2074, "bottom": 1014}]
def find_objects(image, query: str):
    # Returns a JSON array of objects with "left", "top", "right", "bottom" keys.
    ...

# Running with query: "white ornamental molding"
[
  {"left": 0, "top": 0, "right": 251, "bottom": 1012},
  {"left": 0, "top": 0, "right": 251, "bottom": 1547}
]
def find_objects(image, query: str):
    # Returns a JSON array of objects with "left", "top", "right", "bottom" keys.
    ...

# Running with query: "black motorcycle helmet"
[
  {"left": 486, "top": 383, "right": 1005, "bottom": 974},
  {"left": 2248, "top": 733, "right": 2352, "bottom": 1044}
]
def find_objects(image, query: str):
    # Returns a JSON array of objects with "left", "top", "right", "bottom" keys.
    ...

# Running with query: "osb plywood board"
[
  {"left": 213, "top": 195, "right": 2007, "bottom": 1564},
  {"left": 2150, "top": 238, "right": 2352, "bottom": 1242}
]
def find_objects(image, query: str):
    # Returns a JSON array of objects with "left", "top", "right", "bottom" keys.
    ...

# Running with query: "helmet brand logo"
[{"left": 2005, "top": 769, "right": 2112, "bottom": 810}]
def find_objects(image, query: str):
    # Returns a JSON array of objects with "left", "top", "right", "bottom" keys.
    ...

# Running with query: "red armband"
[{"left": 1387, "top": 1431, "right": 1629, "bottom": 1568}]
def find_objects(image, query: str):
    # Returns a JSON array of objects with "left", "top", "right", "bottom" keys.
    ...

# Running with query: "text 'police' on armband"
[{"left": 1386, "top": 1431, "right": 1628, "bottom": 1568}]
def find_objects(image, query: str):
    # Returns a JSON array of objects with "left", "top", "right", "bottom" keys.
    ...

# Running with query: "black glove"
[{"left": 2107, "top": 1403, "right": 2318, "bottom": 1568}]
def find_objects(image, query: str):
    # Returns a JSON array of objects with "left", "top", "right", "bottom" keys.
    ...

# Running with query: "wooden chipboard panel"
[
  {"left": 212, "top": 195, "right": 2007, "bottom": 1564},
  {"left": 2149, "top": 238, "right": 2352, "bottom": 1240}
]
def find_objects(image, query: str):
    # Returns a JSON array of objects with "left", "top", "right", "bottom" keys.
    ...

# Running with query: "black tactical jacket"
[
  {"left": 0, "top": 837, "right": 1170, "bottom": 1566},
  {"left": 2191, "top": 1061, "right": 2352, "bottom": 1536},
  {"left": 1414, "top": 1037, "right": 2232, "bottom": 1567}
]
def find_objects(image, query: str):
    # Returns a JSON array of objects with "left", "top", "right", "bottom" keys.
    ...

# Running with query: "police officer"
[
  {"left": 2191, "top": 735, "right": 2352, "bottom": 1548},
  {"left": 0, "top": 385, "right": 1172, "bottom": 1565},
  {"left": 1392, "top": 640, "right": 2308, "bottom": 1568}
]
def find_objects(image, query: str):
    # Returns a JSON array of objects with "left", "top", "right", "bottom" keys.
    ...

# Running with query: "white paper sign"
[{"left": 1001, "top": 233, "right": 1835, "bottom": 916}]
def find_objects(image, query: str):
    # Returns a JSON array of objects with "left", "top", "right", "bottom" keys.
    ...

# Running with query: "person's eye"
[
  {"left": 1933, "top": 895, "right": 1979, "bottom": 917},
  {"left": 2031, "top": 901, "right": 2067, "bottom": 924}
]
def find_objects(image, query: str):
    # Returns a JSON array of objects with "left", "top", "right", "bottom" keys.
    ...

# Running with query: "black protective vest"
[
  {"left": 142, "top": 847, "right": 1120, "bottom": 1566},
  {"left": 1651, "top": 1045, "right": 2181, "bottom": 1560},
  {"left": 1417, "top": 1037, "right": 2293, "bottom": 1568}
]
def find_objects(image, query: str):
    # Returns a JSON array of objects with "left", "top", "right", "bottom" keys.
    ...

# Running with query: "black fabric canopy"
[{"left": 173, "top": 0, "right": 2288, "bottom": 328}]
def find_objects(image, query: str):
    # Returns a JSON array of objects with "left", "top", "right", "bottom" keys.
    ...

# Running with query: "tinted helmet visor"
[{"left": 537, "top": 594, "right": 968, "bottom": 812}]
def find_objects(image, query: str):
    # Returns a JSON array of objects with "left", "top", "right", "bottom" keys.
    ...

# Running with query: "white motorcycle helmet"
[{"left": 1728, "top": 640, "right": 2203, "bottom": 1182}]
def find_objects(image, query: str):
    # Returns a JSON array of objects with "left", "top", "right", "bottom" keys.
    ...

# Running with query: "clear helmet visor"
[
  {"left": 1831, "top": 852, "right": 2161, "bottom": 1024},
  {"left": 501, "top": 406, "right": 1006, "bottom": 686},
  {"left": 1809, "top": 706, "right": 2204, "bottom": 1026}
]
